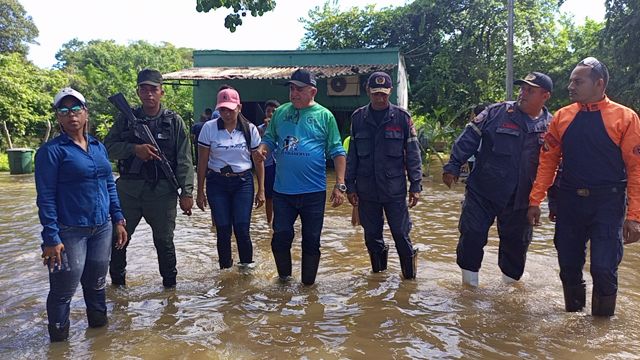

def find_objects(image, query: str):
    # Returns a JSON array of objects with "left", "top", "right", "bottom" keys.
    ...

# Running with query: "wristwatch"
[
  {"left": 115, "top": 219, "right": 127, "bottom": 226},
  {"left": 335, "top": 183, "right": 347, "bottom": 192}
]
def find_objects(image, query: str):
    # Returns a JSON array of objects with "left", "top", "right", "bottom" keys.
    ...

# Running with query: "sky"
[{"left": 20, "top": 0, "right": 605, "bottom": 69}]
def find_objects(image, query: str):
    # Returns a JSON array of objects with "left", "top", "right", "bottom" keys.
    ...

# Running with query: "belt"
[
  {"left": 209, "top": 169, "right": 250, "bottom": 177},
  {"left": 563, "top": 186, "right": 625, "bottom": 197}
]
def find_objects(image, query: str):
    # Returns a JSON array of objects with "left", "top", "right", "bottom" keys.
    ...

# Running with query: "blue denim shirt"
[{"left": 35, "top": 133, "right": 124, "bottom": 246}]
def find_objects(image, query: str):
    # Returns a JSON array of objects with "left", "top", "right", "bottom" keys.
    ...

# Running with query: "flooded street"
[{"left": 1, "top": 170, "right": 640, "bottom": 359}]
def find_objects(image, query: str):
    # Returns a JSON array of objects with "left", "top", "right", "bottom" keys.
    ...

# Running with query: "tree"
[
  {"left": 54, "top": 40, "right": 194, "bottom": 138},
  {"left": 0, "top": 0, "right": 38, "bottom": 56},
  {"left": 195, "top": 0, "right": 276, "bottom": 32},
  {"left": 0, "top": 53, "right": 68, "bottom": 149},
  {"left": 602, "top": 0, "right": 640, "bottom": 111},
  {"left": 301, "top": 0, "right": 564, "bottom": 120}
]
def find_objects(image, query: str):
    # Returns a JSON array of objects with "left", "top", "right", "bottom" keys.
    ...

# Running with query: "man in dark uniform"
[
  {"left": 104, "top": 69, "right": 194, "bottom": 288},
  {"left": 345, "top": 71, "right": 423, "bottom": 279},
  {"left": 443, "top": 72, "right": 553, "bottom": 286},
  {"left": 528, "top": 58, "right": 640, "bottom": 316}
]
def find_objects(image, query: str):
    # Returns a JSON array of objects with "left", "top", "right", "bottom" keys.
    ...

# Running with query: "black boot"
[
  {"left": 592, "top": 291, "right": 617, "bottom": 317},
  {"left": 368, "top": 245, "right": 389, "bottom": 273},
  {"left": 87, "top": 309, "right": 108, "bottom": 328},
  {"left": 562, "top": 283, "right": 586, "bottom": 312},
  {"left": 399, "top": 249, "right": 418, "bottom": 280},
  {"left": 273, "top": 251, "right": 292, "bottom": 280},
  {"left": 110, "top": 273, "right": 126, "bottom": 286},
  {"left": 301, "top": 253, "right": 321, "bottom": 285},
  {"left": 219, "top": 258, "right": 233, "bottom": 270},
  {"left": 48, "top": 322, "right": 69, "bottom": 342},
  {"left": 162, "top": 277, "right": 177, "bottom": 289}
]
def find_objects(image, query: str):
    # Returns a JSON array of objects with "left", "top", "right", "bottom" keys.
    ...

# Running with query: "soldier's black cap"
[{"left": 137, "top": 69, "right": 163, "bottom": 86}]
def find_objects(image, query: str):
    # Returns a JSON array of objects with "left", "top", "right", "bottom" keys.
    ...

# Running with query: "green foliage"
[
  {"left": 0, "top": 0, "right": 38, "bottom": 56},
  {"left": 195, "top": 0, "right": 276, "bottom": 32},
  {"left": 602, "top": 0, "right": 640, "bottom": 111},
  {"left": 0, "top": 53, "right": 68, "bottom": 149},
  {"left": 0, "top": 152, "right": 8, "bottom": 171},
  {"left": 54, "top": 40, "right": 195, "bottom": 138},
  {"left": 300, "top": 0, "right": 640, "bottom": 118}
]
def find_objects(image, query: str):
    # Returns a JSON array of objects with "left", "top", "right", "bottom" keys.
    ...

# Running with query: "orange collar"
[{"left": 579, "top": 96, "right": 609, "bottom": 112}]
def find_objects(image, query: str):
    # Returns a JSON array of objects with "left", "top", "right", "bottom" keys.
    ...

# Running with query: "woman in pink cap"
[{"left": 195, "top": 87, "right": 265, "bottom": 269}]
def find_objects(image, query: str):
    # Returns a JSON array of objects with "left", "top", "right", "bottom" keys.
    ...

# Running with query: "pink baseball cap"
[{"left": 215, "top": 88, "right": 241, "bottom": 110}]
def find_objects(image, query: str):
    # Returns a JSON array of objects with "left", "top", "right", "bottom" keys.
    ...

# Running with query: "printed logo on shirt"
[
  {"left": 633, "top": 145, "right": 640, "bottom": 156},
  {"left": 281, "top": 135, "right": 310, "bottom": 157},
  {"left": 283, "top": 136, "right": 299, "bottom": 151},
  {"left": 216, "top": 143, "right": 247, "bottom": 151}
]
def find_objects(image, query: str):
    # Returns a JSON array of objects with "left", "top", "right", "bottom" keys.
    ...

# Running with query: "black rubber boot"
[
  {"left": 162, "top": 277, "right": 177, "bottom": 289},
  {"left": 562, "top": 283, "right": 586, "bottom": 312},
  {"left": 301, "top": 253, "right": 321, "bottom": 285},
  {"left": 48, "top": 322, "right": 69, "bottom": 342},
  {"left": 110, "top": 274, "right": 126, "bottom": 286},
  {"left": 368, "top": 245, "right": 389, "bottom": 273},
  {"left": 592, "top": 291, "right": 617, "bottom": 317},
  {"left": 399, "top": 248, "right": 418, "bottom": 280},
  {"left": 219, "top": 258, "right": 233, "bottom": 270},
  {"left": 273, "top": 251, "right": 292, "bottom": 280},
  {"left": 87, "top": 309, "right": 108, "bottom": 328}
]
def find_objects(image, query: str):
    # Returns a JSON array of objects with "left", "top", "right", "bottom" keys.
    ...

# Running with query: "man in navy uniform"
[
  {"left": 443, "top": 72, "right": 553, "bottom": 286},
  {"left": 345, "top": 71, "right": 423, "bottom": 279}
]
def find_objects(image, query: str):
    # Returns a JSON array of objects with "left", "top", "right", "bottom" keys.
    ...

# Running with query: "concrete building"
[{"left": 163, "top": 48, "right": 408, "bottom": 136}]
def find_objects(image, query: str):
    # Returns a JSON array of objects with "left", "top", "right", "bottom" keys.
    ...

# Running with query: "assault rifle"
[{"left": 108, "top": 92, "right": 182, "bottom": 195}]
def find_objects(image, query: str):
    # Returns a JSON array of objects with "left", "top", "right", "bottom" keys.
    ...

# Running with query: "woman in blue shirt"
[{"left": 35, "top": 88, "right": 128, "bottom": 342}]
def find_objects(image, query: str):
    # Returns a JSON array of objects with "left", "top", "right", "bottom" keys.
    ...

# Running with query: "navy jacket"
[
  {"left": 444, "top": 102, "right": 551, "bottom": 210},
  {"left": 346, "top": 103, "right": 423, "bottom": 202}
]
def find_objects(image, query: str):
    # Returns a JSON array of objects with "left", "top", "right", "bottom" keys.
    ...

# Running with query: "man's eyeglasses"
[{"left": 56, "top": 105, "right": 84, "bottom": 116}]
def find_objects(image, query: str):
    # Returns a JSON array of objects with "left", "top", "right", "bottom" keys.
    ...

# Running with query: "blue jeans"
[
  {"left": 47, "top": 221, "right": 112, "bottom": 328},
  {"left": 271, "top": 191, "right": 326, "bottom": 256},
  {"left": 206, "top": 170, "right": 255, "bottom": 265}
]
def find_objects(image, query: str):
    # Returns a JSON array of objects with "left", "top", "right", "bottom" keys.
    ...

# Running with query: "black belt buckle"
[{"left": 576, "top": 188, "right": 590, "bottom": 197}]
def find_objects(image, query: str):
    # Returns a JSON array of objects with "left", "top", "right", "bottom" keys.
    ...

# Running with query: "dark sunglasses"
[{"left": 56, "top": 105, "right": 84, "bottom": 116}]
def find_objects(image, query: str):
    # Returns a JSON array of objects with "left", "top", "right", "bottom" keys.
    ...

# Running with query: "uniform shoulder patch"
[
  {"left": 472, "top": 109, "right": 489, "bottom": 124},
  {"left": 542, "top": 132, "right": 560, "bottom": 152}
]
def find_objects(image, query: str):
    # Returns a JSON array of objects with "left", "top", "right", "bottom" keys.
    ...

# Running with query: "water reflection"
[{"left": 1, "top": 171, "right": 640, "bottom": 359}]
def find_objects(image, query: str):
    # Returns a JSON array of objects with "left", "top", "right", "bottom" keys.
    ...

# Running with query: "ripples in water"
[{"left": 2, "top": 172, "right": 640, "bottom": 359}]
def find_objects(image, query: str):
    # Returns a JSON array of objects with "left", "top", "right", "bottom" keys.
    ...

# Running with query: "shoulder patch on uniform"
[
  {"left": 472, "top": 109, "right": 488, "bottom": 124},
  {"left": 542, "top": 132, "right": 560, "bottom": 152}
]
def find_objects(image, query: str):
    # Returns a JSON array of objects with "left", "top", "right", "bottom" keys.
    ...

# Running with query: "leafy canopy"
[
  {"left": 196, "top": 0, "right": 276, "bottom": 32},
  {"left": 0, "top": 0, "right": 38, "bottom": 56}
]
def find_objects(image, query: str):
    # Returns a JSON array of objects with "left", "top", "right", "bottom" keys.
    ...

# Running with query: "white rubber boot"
[
  {"left": 501, "top": 273, "right": 518, "bottom": 284},
  {"left": 461, "top": 269, "right": 479, "bottom": 287}
]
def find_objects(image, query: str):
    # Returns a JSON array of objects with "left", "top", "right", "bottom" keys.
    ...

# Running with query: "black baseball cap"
[
  {"left": 514, "top": 72, "right": 553, "bottom": 92},
  {"left": 137, "top": 69, "right": 163, "bottom": 86},
  {"left": 286, "top": 68, "right": 317, "bottom": 87},
  {"left": 367, "top": 71, "right": 392, "bottom": 94}
]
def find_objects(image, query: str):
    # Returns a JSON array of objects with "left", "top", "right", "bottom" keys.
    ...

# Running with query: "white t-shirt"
[{"left": 198, "top": 119, "right": 261, "bottom": 173}]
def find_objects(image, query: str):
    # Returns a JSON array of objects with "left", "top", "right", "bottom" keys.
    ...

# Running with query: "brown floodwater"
[{"left": 1, "top": 170, "right": 640, "bottom": 359}]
